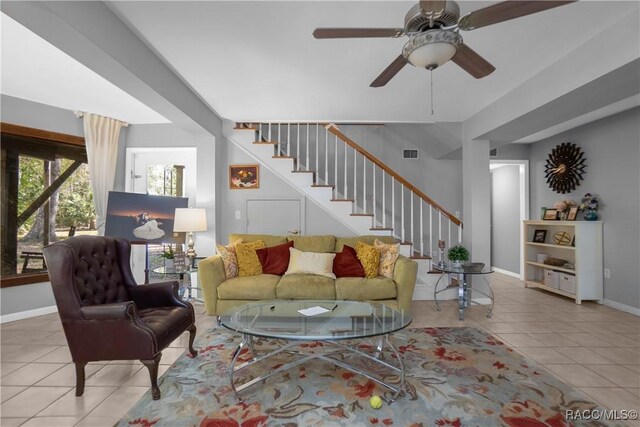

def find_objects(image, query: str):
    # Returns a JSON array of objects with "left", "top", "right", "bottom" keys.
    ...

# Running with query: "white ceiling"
[
  {"left": 0, "top": 13, "right": 169, "bottom": 124},
  {"left": 107, "top": 0, "right": 639, "bottom": 123}
]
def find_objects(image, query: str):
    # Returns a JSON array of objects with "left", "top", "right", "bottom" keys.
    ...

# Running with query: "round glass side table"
[{"left": 432, "top": 264, "right": 494, "bottom": 320}]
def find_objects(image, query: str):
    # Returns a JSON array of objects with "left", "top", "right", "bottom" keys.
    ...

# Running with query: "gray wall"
[
  {"left": 491, "top": 165, "right": 521, "bottom": 274},
  {"left": 217, "top": 138, "right": 354, "bottom": 243},
  {"left": 529, "top": 107, "right": 640, "bottom": 309}
]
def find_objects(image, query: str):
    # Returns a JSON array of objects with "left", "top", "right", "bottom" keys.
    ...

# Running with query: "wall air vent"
[
  {"left": 403, "top": 149, "right": 419, "bottom": 159},
  {"left": 490, "top": 148, "right": 498, "bottom": 157}
]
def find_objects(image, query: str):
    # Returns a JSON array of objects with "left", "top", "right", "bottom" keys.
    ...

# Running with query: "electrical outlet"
[
  {"left": 604, "top": 268, "right": 610, "bottom": 279},
  {"left": 235, "top": 210, "right": 241, "bottom": 220}
]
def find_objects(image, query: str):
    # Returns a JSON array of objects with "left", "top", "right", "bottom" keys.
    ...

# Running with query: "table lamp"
[{"left": 173, "top": 208, "right": 207, "bottom": 268}]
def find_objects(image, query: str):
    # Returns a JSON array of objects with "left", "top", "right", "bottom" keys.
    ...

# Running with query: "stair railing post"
[
  {"left": 287, "top": 123, "right": 291, "bottom": 157},
  {"left": 372, "top": 163, "right": 376, "bottom": 225},
  {"left": 258, "top": 123, "right": 263, "bottom": 142},
  {"left": 268, "top": 123, "right": 272, "bottom": 142},
  {"left": 429, "top": 205, "right": 433, "bottom": 258},
  {"left": 353, "top": 148, "right": 357, "bottom": 211},
  {"left": 363, "top": 157, "right": 367, "bottom": 214},
  {"left": 382, "top": 172, "right": 386, "bottom": 229},
  {"left": 391, "top": 177, "right": 395, "bottom": 236},
  {"left": 420, "top": 200, "right": 424, "bottom": 256},
  {"left": 306, "top": 124, "right": 310, "bottom": 171},
  {"left": 344, "top": 143, "right": 348, "bottom": 199},
  {"left": 296, "top": 124, "right": 300, "bottom": 169},
  {"left": 438, "top": 211, "right": 442, "bottom": 241},
  {"left": 410, "top": 191, "right": 414, "bottom": 249},
  {"left": 277, "top": 123, "right": 282, "bottom": 156},
  {"left": 334, "top": 135, "right": 338, "bottom": 191},
  {"left": 315, "top": 124, "right": 319, "bottom": 179},
  {"left": 401, "top": 184, "right": 405, "bottom": 242},
  {"left": 325, "top": 128, "right": 329, "bottom": 185},
  {"left": 448, "top": 220, "right": 452, "bottom": 253}
]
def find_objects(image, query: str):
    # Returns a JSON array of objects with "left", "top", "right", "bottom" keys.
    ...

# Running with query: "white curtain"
[{"left": 80, "top": 113, "right": 126, "bottom": 235}]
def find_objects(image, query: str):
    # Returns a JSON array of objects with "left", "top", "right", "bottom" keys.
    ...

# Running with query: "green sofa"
[{"left": 199, "top": 234, "right": 418, "bottom": 315}]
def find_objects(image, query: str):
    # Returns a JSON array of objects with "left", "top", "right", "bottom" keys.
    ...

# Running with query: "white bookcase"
[{"left": 523, "top": 220, "right": 603, "bottom": 304}]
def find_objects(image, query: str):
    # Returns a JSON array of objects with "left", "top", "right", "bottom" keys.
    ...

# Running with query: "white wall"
[{"left": 529, "top": 107, "right": 640, "bottom": 309}]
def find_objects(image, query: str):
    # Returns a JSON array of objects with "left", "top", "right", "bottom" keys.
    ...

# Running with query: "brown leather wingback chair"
[{"left": 43, "top": 235, "right": 197, "bottom": 400}]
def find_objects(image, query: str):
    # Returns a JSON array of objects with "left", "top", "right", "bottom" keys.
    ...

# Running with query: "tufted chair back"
[{"left": 44, "top": 235, "right": 135, "bottom": 320}]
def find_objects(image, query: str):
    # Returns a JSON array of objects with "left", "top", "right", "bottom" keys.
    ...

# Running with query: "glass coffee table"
[{"left": 218, "top": 300, "right": 412, "bottom": 402}]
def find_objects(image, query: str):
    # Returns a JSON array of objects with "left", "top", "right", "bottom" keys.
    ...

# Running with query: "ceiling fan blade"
[
  {"left": 451, "top": 44, "right": 495, "bottom": 79},
  {"left": 458, "top": 1, "right": 575, "bottom": 31},
  {"left": 313, "top": 28, "right": 405, "bottom": 39},
  {"left": 419, "top": 0, "right": 447, "bottom": 15},
  {"left": 370, "top": 55, "right": 408, "bottom": 87}
]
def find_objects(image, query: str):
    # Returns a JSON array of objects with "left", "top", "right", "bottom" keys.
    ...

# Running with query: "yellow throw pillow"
[
  {"left": 236, "top": 240, "right": 266, "bottom": 277},
  {"left": 355, "top": 241, "right": 380, "bottom": 278},
  {"left": 284, "top": 247, "right": 336, "bottom": 279},
  {"left": 374, "top": 239, "right": 400, "bottom": 278},
  {"left": 216, "top": 239, "right": 243, "bottom": 278}
]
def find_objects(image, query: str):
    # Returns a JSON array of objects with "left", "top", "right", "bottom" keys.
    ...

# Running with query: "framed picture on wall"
[
  {"left": 229, "top": 164, "right": 260, "bottom": 190},
  {"left": 533, "top": 229, "right": 547, "bottom": 243},
  {"left": 543, "top": 208, "right": 558, "bottom": 220}
]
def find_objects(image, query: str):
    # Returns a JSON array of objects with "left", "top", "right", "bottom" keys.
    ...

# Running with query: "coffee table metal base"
[{"left": 228, "top": 333, "right": 405, "bottom": 403}]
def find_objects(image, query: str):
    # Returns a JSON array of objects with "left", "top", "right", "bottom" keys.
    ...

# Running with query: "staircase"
[{"left": 229, "top": 122, "right": 463, "bottom": 281}]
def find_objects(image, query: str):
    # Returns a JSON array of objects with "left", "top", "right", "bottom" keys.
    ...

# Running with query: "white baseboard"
[
  {"left": 0, "top": 305, "right": 58, "bottom": 324},
  {"left": 491, "top": 266, "right": 521, "bottom": 279},
  {"left": 603, "top": 299, "right": 640, "bottom": 316}
]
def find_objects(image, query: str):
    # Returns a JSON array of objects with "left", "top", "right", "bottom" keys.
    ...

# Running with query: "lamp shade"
[
  {"left": 403, "top": 30, "right": 462, "bottom": 69},
  {"left": 173, "top": 208, "right": 207, "bottom": 232}
]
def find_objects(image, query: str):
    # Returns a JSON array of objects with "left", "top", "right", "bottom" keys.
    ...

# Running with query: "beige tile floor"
[{"left": 1, "top": 273, "right": 638, "bottom": 426}]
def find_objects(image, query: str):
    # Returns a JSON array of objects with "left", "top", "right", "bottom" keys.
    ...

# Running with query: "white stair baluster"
[
  {"left": 391, "top": 177, "right": 395, "bottom": 235},
  {"left": 353, "top": 148, "right": 357, "bottom": 210},
  {"left": 382, "top": 172, "right": 386, "bottom": 228},
  {"left": 410, "top": 192, "right": 414, "bottom": 248},
  {"left": 306, "top": 124, "right": 310, "bottom": 171},
  {"left": 287, "top": 123, "right": 291, "bottom": 157},
  {"left": 438, "top": 211, "right": 442, "bottom": 241},
  {"left": 325, "top": 128, "right": 329, "bottom": 185},
  {"left": 278, "top": 123, "right": 281, "bottom": 155},
  {"left": 268, "top": 123, "right": 272, "bottom": 142},
  {"left": 448, "top": 220, "right": 452, "bottom": 253},
  {"left": 258, "top": 122, "right": 262, "bottom": 142},
  {"left": 334, "top": 135, "right": 338, "bottom": 191},
  {"left": 401, "top": 184, "right": 405, "bottom": 242},
  {"left": 315, "top": 124, "right": 319, "bottom": 178},
  {"left": 344, "top": 144, "right": 348, "bottom": 199},
  {"left": 296, "top": 124, "right": 300, "bottom": 170},
  {"left": 372, "top": 163, "right": 376, "bottom": 224},
  {"left": 420, "top": 200, "right": 424, "bottom": 256},
  {"left": 363, "top": 158, "right": 367, "bottom": 213},
  {"left": 458, "top": 225, "right": 462, "bottom": 243},
  {"left": 429, "top": 205, "right": 433, "bottom": 257}
]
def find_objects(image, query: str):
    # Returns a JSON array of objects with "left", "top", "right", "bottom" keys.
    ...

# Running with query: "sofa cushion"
[
  {"left": 335, "top": 277, "right": 397, "bottom": 301},
  {"left": 374, "top": 239, "right": 400, "bottom": 278},
  {"left": 355, "top": 241, "right": 380, "bottom": 279},
  {"left": 229, "top": 234, "right": 287, "bottom": 248},
  {"left": 276, "top": 274, "right": 336, "bottom": 299},
  {"left": 236, "top": 240, "right": 265, "bottom": 277},
  {"left": 335, "top": 235, "right": 396, "bottom": 252},
  {"left": 285, "top": 248, "right": 336, "bottom": 279},
  {"left": 287, "top": 235, "right": 336, "bottom": 253},
  {"left": 216, "top": 240, "right": 243, "bottom": 278},
  {"left": 256, "top": 241, "right": 294, "bottom": 275},
  {"left": 217, "top": 274, "right": 279, "bottom": 300},
  {"left": 333, "top": 245, "right": 365, "bottom": 278}
]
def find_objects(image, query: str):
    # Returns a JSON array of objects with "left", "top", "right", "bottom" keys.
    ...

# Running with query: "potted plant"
[
  {"left": 161, "top": 245, "right": 175, "bottom": 269},
  {"left": 579, "top": 193, "right": 599, "bottom": 221},
  {"left": 447, "top": 245, "right": 469, "bottom": 268}
]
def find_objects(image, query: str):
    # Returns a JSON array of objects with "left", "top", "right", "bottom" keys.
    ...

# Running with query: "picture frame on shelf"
[
  {"left": 566, "top": 206, "right": 579, "bottom": 221},
  {"left": 543, "top": 208, "right": 559, "bottom": 220},
  {"left": 533, "top": 229, "right": 547, "bottom": 243}
]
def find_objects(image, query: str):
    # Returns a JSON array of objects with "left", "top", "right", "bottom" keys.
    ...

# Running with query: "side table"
[
  {"left": 152, "top": 266, "right": 202, "bottom": 303},
  {"left": 432, "top": 264, "right": 494, "bottom": 320}
]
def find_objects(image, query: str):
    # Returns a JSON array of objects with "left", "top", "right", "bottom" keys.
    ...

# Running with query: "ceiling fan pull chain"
[{"left": 429, "top": 68, "right": 435, "bottom": 116}]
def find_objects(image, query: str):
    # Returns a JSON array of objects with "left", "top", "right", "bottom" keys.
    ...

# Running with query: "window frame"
[{"left": 1, "top": 122, "right": 86, "bottom": 288}]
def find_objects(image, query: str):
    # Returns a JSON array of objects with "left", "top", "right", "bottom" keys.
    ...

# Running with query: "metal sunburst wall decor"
[{"left": 544, "top": 142, "right": 586, "bottom": 194}]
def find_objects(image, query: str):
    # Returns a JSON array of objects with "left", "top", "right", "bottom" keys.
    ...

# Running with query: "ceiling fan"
[{"left": 313, "top": 1, "right": 575, "bottom": 87}]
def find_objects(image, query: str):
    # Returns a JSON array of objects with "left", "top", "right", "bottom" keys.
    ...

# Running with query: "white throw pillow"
[{"left": 284, "top": 247, "right": 336, "bottom": 279}]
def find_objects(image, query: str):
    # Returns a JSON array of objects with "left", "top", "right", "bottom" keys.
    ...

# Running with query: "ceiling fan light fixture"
[{"left": 403, "top": 30, "right": 462, "bottom": 69}]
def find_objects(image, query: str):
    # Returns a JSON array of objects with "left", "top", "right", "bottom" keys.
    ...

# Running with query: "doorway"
[
  {"left": 124, "top": 147, "right": 198, "bottom": 283},
  {"left": 490, "top": 160, "right": 529, "bottom": 280}
]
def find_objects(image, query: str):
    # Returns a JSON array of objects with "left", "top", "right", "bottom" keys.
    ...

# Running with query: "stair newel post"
[
  {"left": 334, "top": 134, "right": 338, "bottom": 191},
  {"left": 401, "top": 184, "right": 405, "bottom": 242},
  {"left": 344, "top": 143, "right": 348, "bottom": 199},
  {"left": 315, "top": 124, "right": 319, "bottom": 179},
  {"left": 306, "top": 124, "right": 310, "bottom": 171},
  {"left": 382, "top": 171, "right": 386, "bottom": 229},
  {"left": 391, "top": 177, "right": 395, "bottom": 236},
  {"left": 420, "top": 199, "right": 424, "bottom": 256},
  {"left": 372, "top": 163, "right": 376, "bottom": 225},
  {"left": 429, "top": 205, "right": 433, "bottom": 258}
]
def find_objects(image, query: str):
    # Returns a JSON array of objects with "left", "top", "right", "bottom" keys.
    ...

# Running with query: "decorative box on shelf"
[{"left": 522, "top": 220, "right": 603, "bottom": 305}]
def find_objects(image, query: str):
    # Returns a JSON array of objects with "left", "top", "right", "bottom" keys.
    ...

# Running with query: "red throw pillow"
[
  {"left": 256, "top": 241, "right": 294, "bottom": 275},
  {"left": 333, "top": 245, "right": 366, "bottom": 278}
]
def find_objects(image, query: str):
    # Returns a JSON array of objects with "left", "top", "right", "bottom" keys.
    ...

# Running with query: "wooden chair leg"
[
  {"left": 187, "top": 324, "right": 197, "bottom": 357},
  {"left": 75, "top": 362, "right": 87, "bottom": 396},
  {"left": 141, "top": 353, "right": 162, "bottom": 400}
]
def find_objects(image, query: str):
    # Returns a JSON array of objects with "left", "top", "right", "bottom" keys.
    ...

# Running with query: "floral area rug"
[{"left": 118, "top": 327, "right": 610, "bottom": 427}]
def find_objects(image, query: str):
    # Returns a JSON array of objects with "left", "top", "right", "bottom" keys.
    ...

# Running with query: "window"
[{"left": 1, "top": 123, "right": 97, "bottom": 287}]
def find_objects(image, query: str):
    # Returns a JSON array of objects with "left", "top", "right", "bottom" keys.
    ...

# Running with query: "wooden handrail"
[{"left": 326, "top": 124, "right": 462, "bottom": 227}]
